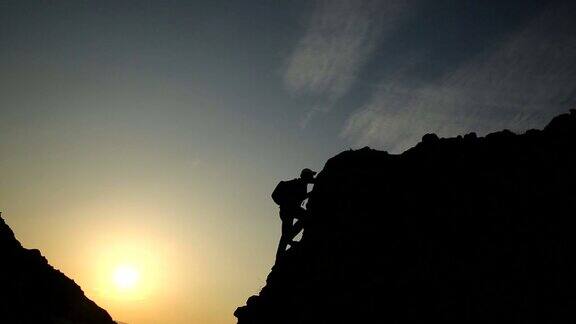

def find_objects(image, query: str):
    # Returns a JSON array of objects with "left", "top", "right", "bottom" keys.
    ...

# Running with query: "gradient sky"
[{"left": 1, "top": 1, "right": 575, "bottom": 323}]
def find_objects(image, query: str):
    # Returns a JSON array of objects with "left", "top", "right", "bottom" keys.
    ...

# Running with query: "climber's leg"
[
  {"left": 291, "top": 219, "right": 304, "bottom": 237},
  {"left": 289, "top": 206, "right": 307, "bottom": 239},
  {"left": 275, "top": 217, "right": 292, "bottom": 259}
]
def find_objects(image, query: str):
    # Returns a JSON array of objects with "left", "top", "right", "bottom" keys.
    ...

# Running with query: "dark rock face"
[
  {"left": 0, "top": 216, "right": 116, "bottom": 324},
  {"left": 236, "top": 110, "right": 576, "bottom": 324}
]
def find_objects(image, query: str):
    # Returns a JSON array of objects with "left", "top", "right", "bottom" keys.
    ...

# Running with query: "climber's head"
[{"left": 300, "top": 168, "right": 317, "bottom": 182}]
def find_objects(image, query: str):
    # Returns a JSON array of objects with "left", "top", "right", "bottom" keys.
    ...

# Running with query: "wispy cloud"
[
  {"left": 284, "top": 0, "right": 413, "bottom": 112},
  {"left": 342, "top": 2, "right": 576, "bottom": 152}
]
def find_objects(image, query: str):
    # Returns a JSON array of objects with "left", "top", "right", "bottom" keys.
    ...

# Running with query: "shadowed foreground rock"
[
  {"left": 0, "top": 216, "right": 116, "bottom": 324},
  {"left": 236, "top": 110, "right": 576, "bottom": 324}
]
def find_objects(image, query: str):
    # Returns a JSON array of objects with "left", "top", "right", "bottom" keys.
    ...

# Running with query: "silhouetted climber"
[{"left": 272, "top": 168, "right": 316, "bottom": 260}]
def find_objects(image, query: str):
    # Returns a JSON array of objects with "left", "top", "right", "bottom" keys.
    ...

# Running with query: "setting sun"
[{"left": 113, "top": 265, "right": 140, "bottom": 290}]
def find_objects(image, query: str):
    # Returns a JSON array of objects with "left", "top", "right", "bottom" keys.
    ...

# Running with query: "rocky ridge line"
[
  {"left": 0, "top": 215, "right": 116, "bottom": 324},
  {"left": 236, "top": 110, "right": 576, "bottom": 324}
]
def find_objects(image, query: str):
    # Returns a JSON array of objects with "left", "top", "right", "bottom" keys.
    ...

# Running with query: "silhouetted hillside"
[
  {"left": 236, "top": 110, "right": 576, "bottom": 323},
  {"left": 0, "top": 216, "right": 116, "bottom": 324}
]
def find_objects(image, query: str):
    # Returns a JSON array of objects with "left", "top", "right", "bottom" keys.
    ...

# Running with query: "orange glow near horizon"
[
  {"left": 92, "top": 235, "right": 166, "bottom": 301},
  {"left": 113, "top": 264, "right": 140, "bottom": 291},
  {"left": 82, "top": 222, "right": 185, "bottom": 323},
  {"left": 2, "top": 194, "right": 275, "bottom": 324}
]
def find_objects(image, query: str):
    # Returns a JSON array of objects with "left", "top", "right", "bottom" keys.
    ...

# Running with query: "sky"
[{"left": 0, "top": 0, "right": 575, "bottom": 323}]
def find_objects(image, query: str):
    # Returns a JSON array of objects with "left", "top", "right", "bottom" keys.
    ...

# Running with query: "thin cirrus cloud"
[
  {"left": 284, "top": 0, "right": 413, "bottom": 113},
  {"left": 341, "top": 2, "right": 576, "bottom": 153}
]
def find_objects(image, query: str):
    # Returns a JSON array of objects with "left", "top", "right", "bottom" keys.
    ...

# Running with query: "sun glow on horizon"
[
  {"left": 88, "top": 225, "right": 173, "bottom": 302},
  {"left": 66, "top": 205, "right": 203, "bottom": 324},
  {"left": 113, "top": 264, "right": 140, "bottom": 290}
]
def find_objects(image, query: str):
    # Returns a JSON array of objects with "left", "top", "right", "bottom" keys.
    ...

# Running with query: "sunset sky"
[{"left": 1, "top": 1, "right": 575, "bottom": 323}]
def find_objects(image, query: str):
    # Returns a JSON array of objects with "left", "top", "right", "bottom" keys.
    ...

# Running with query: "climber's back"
[
  {"left": 272, "top": 178, "right": 307, "bottom": 206},
  {"left": 271, "top": 168, "right": 316, "bottom": 207}
]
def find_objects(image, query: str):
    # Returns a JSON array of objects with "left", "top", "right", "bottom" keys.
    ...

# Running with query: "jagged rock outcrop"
[
  {"left": 0, "top": 216, "right": 116, "bottom": 324},
  {"left": 236, "top": 110, "right": 576, "bottom": 323}
]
